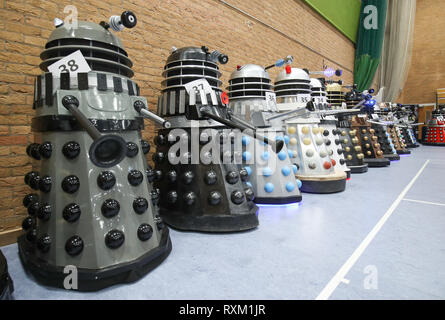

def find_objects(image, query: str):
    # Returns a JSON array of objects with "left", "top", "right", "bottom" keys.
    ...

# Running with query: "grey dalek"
[
  {"left": 227, "top": 63, "right": 302, "bottom": 204},
  {"left": 153, "top": 46, "right": 282, "bottom": 232},
  {"left": 310, "top": 78, "right": 351, "bottom": 179},
  {"left": 274, "top": 67, "right": 347, "bottom": 193},
  {"left": 19, "top": 12, "right": 172, "bottom": 291}
]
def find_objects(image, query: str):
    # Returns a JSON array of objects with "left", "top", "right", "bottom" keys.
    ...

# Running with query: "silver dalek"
[
  {"left": 310, "top": 78, "right": 351, "bottom": 179},
  {"left": 153, "top": 46, "right": 282, "bottom": 232},
  {"left": 19, "top": 12, "right": 172, "bottom": 291},
  {"left": 274, "top": 67, "right": 347, "bottom": 193},
  {"left": 227, "top": 64, "right": 302, "bottom": 204}
]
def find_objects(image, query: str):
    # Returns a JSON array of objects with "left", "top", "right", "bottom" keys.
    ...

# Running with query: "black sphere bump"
[
  {"left": 37, "top": 234, "right": 52, "bottom": 253},
  {"left": 63, "top": 203, "right": 82, "bottom": 222},
  {"left": 27, "top": 201, "right": 40, "bottom": 216},
  {"left": 29, "top": 173, "right": 41, "bottom": 190},
  {"left": 244, "top": 187, "right": 255, "bottom": 202},
  {"left": 22, "top": 217, "right": 35, "bottom": 231},
  {"left": 231, "top": 190, "right": 245, "bottom": 205},
  {"left": 225, "top": 171, "right": 239, "bottom": 184},
  {"left": 166, "top": 170, "right": 177, "bottom": 183},
  {"left": 183, "top": 191, "right": 196, "bottom": 206},
  {"left": 204, "top": 170, "right": 217, "bottom": 185},
  {"left": 141, "top": 140, "right": 150, "bottom": 154},
  {"left": 29, "top": 143, "right": 41, "bottom": 160},
  {"left": 152, "top": 152, "right": 165, "bottom": 163},
  {"left": 39, "top": 175, "right": 52, "bottom": 193},
  {"left": 154, "top": 170, "right": 163, "bottom": 182},
  {"left": 105, "top": 229, "right": 125, "bottom": 249},
  {"left": 62, "top": 175, "right": 80, "bottom": 194},
  {"left": 101, "top": 199, "right": 120, "bottom": 218},
  {"left": 128, "top": 170, "right": 143, "bottom": 186},
  {"left": 133, "top": 197, "right": 148, "bottom": 214},
  {"left": 167, "top": 190, "right": 178, "bottom": 204},
  {"left": 239, "top": 168, "right": 249, "bottom": 182},
  {"left": 24, "top": 171, "right": 38, "bottom": 185},
  {"left": 137, "top": 223, "right": 153, "bottom": 242},
  {"left": 97, "top": 171, "right": 115, "bottom": 190},
  {"left": 65, "top": 235, "right": 84, "bottom": 256},
  {"left": 146, "top": 167, "right": 155, "bottom": 183},
  {"left": 182, "top": 171, "right": 194, "bottom": 184},
  {"left": 151, "top": 189, "right": 160, "bottom": 206},
  {"left": 126, "top": 142, "right": 139, "bottom": 158},
  {"left": 37, "top": 203, "right": 51, "bottom": 221},
  {"left": 38, "top": 142, "right": 52, "bottom": 159},
  {"left": 62, "top": 141, "right": 81, "bottom": 159},
  {"left": 155, "top": 134, "right": 166, "bottom": 146},
  {"left": 208, "top": 191, "right": 222, "bottom": 205},
  {"left": 23, "top": 193, "right": 38, "bottom": 208},
  {"left": 26, "top": 228, "right": 37, "bottom": 243}
]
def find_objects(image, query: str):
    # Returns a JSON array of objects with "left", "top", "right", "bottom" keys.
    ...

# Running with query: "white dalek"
[
  {"left": 310, "top": 78, "right": 351, "bottom": 179},
  {"left": 274, "top": 67, "right": 347, "bottom": 194},
  {"left": 227, "top": 63, "right": 302, "bottom": 204}
]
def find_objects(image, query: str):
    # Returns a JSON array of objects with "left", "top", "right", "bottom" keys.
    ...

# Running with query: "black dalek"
[
  {"left": 0, "top": 250, "right": 13, "bottom": 300},
  {"left": 152, "top": 46, "right": 281, "bottom": 232},
  {"left": 370, "top": 123, "right": 400, "bottom": 161}
]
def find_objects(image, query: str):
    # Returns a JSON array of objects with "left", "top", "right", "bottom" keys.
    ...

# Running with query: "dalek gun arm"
[
  {"left": 133, "top": 100, "right": 171, "bottom": 128},
  {"left": 61, "top": 95, "right": 127, "bottom": 168},
  {"left": 271, "top": 101, "right": 316, "bottom": 122}
]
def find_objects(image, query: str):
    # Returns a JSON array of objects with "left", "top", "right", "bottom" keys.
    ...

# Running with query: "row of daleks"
[{"left": 0, "top": 11, "right": 428, "bottom": 297}]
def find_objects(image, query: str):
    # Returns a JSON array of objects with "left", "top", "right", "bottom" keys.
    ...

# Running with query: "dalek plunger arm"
[
  {"left": 62, "top": 95, "right": 127, "bottom": 168},
  {"left": 133, "top": 100, "right": 171, "bottom": 128}
]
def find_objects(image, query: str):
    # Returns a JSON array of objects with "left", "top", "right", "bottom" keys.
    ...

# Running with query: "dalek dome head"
[
  {"left": 162, "top": 46, "right": 228, "bottom": 92},
  {"left": 274, "top": 67, "right": 311, "bottom": 100},
  {"left": 326, "top": 82, "right": 342, "bottom": 92},
  {"left": 309, "top": 78, "right": 325, "bottom": 91},
  {"left": 40, "top": 12, "right": 137, "bottom": 78},
  {"left": 227, "top": 64, "right": 272, "bottom": 100}
]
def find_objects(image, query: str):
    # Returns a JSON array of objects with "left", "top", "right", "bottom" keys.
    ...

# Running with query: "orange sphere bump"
[{"left": 323, "top": 161, "right": 332, "bottom": 170}]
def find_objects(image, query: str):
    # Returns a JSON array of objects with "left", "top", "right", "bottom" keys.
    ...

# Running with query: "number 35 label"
[{"left": 47, "top": 50, "right": 91, "bottom": 76}]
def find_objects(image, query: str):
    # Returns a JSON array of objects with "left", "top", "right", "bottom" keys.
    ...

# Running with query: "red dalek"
[{"left": 422, "top": 110, "right": 445, "bottom": 146}]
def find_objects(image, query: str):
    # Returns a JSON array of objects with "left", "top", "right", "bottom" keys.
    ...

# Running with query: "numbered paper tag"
[
  {"left": 265, "top": 92, "right": 276, "bottom": 107},
  {"left": 47, "top": 50, "right": 91, "bottom": 76},
  {"left": 298, "top": 95, "right": 311, "bottom": 104},
  {"left": 183, "top": 79, "right": 213, "bottom": 96}
]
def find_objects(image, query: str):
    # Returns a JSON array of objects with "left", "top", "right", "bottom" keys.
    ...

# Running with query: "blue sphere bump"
[
  {"left": 292, "top": 165, "right": 298, "bottom": 174},
  {"left": 244, "top": 166, "right": 252, "bottom": 176},
  {"left": 286, "top": 182, "right": 295, "bottom": 192},
  {"left": 262, "top": 167, "right": 272, "bottom": 177},
  {"left": 275, "top": 135, "right": 284, "bottom": 142},
  {"left": 281, "top": 166, "right": 291, "bottom": 176},
  {"left": 264, "top": 183, "right": 274, "bottom": 193},
  {"left": 261, "top": 151, "right": 270, "bottom": 161},
  {"left": 242, "top": 136, "right": 251, "bottom": 146},
  {"left": 296, "top": 179, "right": 302, "bottom": 189},
  {"left": 284, "top": 135, "right": 290, "bottom": 145},
  {"left": 288, "top": 150, "right": 295, "bottom": 158},
  {"left": 242, "top": 151, "right": 251, "bottom": 161},
  {"left": 246, "top": 182, "right": 253, "bottom": 188},
  {"left": 278, "top": 151, "right": 287, "bottom": 161}
]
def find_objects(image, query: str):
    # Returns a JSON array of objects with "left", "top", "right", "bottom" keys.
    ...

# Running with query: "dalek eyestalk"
[{"left": 62, "top": 95, "right": 126, "bottom": 168}]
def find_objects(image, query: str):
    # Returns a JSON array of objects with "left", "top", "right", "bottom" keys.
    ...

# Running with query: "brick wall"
[
  {"left": 0, "top": 0, "right": 354, "bottom": 234},
  {"left": 401, "top": 0, "right": 445, "bottom": 104}
]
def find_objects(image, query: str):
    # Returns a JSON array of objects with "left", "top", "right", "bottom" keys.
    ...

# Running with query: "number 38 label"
[{"left": 47, "top": 50, "right": 91, "bottom": 76}]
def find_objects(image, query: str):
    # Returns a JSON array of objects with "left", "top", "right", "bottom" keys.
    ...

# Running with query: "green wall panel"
[{"left": 304, "top": 0, "right": 361, "bottom": 42}]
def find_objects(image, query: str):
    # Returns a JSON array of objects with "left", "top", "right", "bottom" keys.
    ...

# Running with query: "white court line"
[
  {"left": 316, "top": 159, "right": 430, "bottom": 300},
  {"left": 403, "top": 198, "right": 445, "bottom": 207}
]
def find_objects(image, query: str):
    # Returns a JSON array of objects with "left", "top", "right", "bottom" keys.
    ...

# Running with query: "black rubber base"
[
  {"left": 384, "top": 154, "right": 401, "bottom": 161},
  {"left": 409, "top": 143, "right": 420, "bottom": 148},
  {"left": 17, "top": 228, "right": 172, "bottom": 292},
  {"left": 397, "top": 149, "right": 411, "bottom": 155},
  {"left": 422, "top": 142, "right": 445, "bottom": 146},
  {"left": 346, "top": 170, "right": 351, "bottom": 179},
  {"left": 364, "top": 158, "right": 391, "bottom": 167},
  {"left": 161, "top": 206, "right": 259, "bottom": 233},
  {"left": 300, "top": 178, "right": 346, "bottom": 194},
  {"left": 255, "top": 195, "right": 302, "bottom": 205},
  {"left": 349, "top": 165, "right": 369, "bottom": 174}
]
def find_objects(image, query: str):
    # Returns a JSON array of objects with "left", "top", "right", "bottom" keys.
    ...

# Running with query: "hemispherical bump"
[
  {"left": 290, "top": 138, "right": 298, "bottom": 145},
  {"left": 167, "top": 190, "right": 178, "bottom": 204},
  {"left": 306, "top": 149, "right": 314, "bottom": 157},
  {"left": 325, "top": 139, "right": 331, "bottom": 146},
  {"left": 345, "top": 147, "right": 351, "bottom": 152},
  {"left": 296, "top": 179, "right": 303, "bottom": 189},
  {"left": 204, "top": 170, "right": 217, "bottom": 185},
  {"left": 328, "top": 149, "right": 334, "bottom": 156},
  {"left": 62, "top": 141, "right": 81, "bottom": 159},
  {"left": 27, "top": 201, "right": 40, "bottom": 216},
  {"left": 29, "top": 143, "right": 41, "bottom": 160},
  {"left": 242, "top": 136, "right": 251, "bottom": 146},
  {"left": 182, "top": 171, "right": 194, "bottom": 184},
  {"left": 154, "top": 170, "right": 163, "bottom": 182},
  {"left": 331, "top": 159, "right": 337, "bottom": 166},
  {"left": 308, "top": 162, "right": 316, "bottom": 170},
  {"left": 312, "top": 127, "right": 320, "bottom": 134},
  {"left": 29, "top": 174, "right": 41, "bottom": 190},
  {"left": 362, "top": 129, "right": 367, "bottom": 134},
  {"left": 365, "top": 143, "right": 371, "bottom": 149},
  {"left": 22, "top": 217, "right": 34, "bottom": 231},
  {"left": 349, "top": 130, "right": 356, "bottom": 136},
  {"left": 101, "top": 199, "right": 120, "bottom": 218},
  {"left": 264, "top": 182, "right": 274, "bottom": 193},
  {"left": 231, "top": 190, "right": 245, "bottom": 205},
  {"left": 39, "top": 175, "right": 52, "bottom": 193},
  {"left": 183, "top": 191, "right": 196, "bottom": 206},
  {"left": 242, "top": 151, "right": 252, "bottom": 161},
  {"left": 24, "top": 171, "right": 38, "bottom": 185},
  {"left": 65, "top": 235, "right": 84, "bottom": 256},
  {"left": 37, "top": 203, "right": 51, "bottom": 221},
  {"left": 323, "top": 130, "right": 330, "bottom": 137},
  {"left": 133, "top": 197, "right": 148, "bottom": 214},
  {"left": 292, "top": 164, "right": 299, "bottom": 174},
  {"left": 152, "top": 152, "right": 165, "bottom": 164},
  {"left": 323, "top": 161, "right": 332, "bottom": 170},
  {"left": 151, "top": 190, "right": 160, "bottom": 206},
  {"left": 261, "top": 151, "right": 270, "bottom": 161},
  {"left": 97, "top": 171, "right": 115, "bottom": 191},
  {"left": 166, "top": 170, "right": 177, "bottom": 183},
  {"left": 288, "top": 126, "right": 297, "bottom": 134},
  {"left": 146, "top": 168, "right": 155, "bottom": 183},
  {"left": 367, "top": 151, "right": 372, "bottom": 156},
  {"left": 286, "top": 182, "right": 295, "bottom": 192},
  {"left": 155, "top": 134, "right": 166, "bottom": 146},
  {"left": 246, "top": 181, "right": 253, "bottom": 188},
  {"left": 208, "top": 191, "right": 222, "bottom": 205},
  {"left": 278, "top": 151, "right": 287, "bottom": 161},
  {"left": 301, "top": 126, "right": 309, "bottom": 135},
  {"left": 39, "top": 142, "right": 52, "bottom": 159},
  {"left": 262, "top": 167, "right": 272, "bottom": 177},
  {"left": 37, "top": 234, "right": 51, "bottom": 253},
  {"left": 281, "top": 166, "right": 291, "bottom": 176},
  {"left": 141, "top": 140, "right": 150, "bottom": 154},
  {"left": 244, "top": 166, "right": 252, "bottom": 176},
  {"left": 126, "top": 142, "right": 139, "bottom": 157},
  {"left": 357, "top": 153, "right": 364, "bottom": 160},
  {"left": 364, "top": 136, "right": 369, "bottom": 141},
  {"left": 128, "top": 169, "right": 143, "bottom": 186},
  {"left": 23, "top": 193, "right": 38, "bottom": 208},
  {"left": 239, "top": 168, "right": 249, "bottom": 182},
  {"left": 105, "top": 229, "right": 125, "bottom": 249},
  {"left": 226, "top": 171, "right": 239, "bottom": 184},
  {"left": 26, "top": 229, "right": 37, "bottom": 243},
  {"left": 137, "top": 224, "right": 153, "bottom": 242},
  {"left": 347, "top": 155, "right": 353, "bottom": 160},
  {"left": 343, "top": 139, "right": 349, "bottom": 144},
  {"left": 284, "top": 135, "right": 290, "bottom": 145},
  {"left": 303, "top": 138, "right": 311, "bottom": 145}
]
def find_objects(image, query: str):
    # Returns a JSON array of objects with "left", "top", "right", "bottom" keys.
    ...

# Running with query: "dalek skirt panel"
[
  {"left": 19, "top": 12, "right": 172, "bottom": 291},
  {"left": 388, "top": 126, "right": 411, "bottom": 154},
  {"left": 227, "top": 64, "right": 302, "bottom": 204},
  {"left": 371, "top": 124, "right": 400, "bottom": 161},
  {"left": 275, "top": 68, "right": 347, "bottom": 193},
  {"left": 153, "top": 46, "right": 259, "bottom": 232},
  {"left": 0, "top": 250, "right": 13, "bottom": 300}
]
